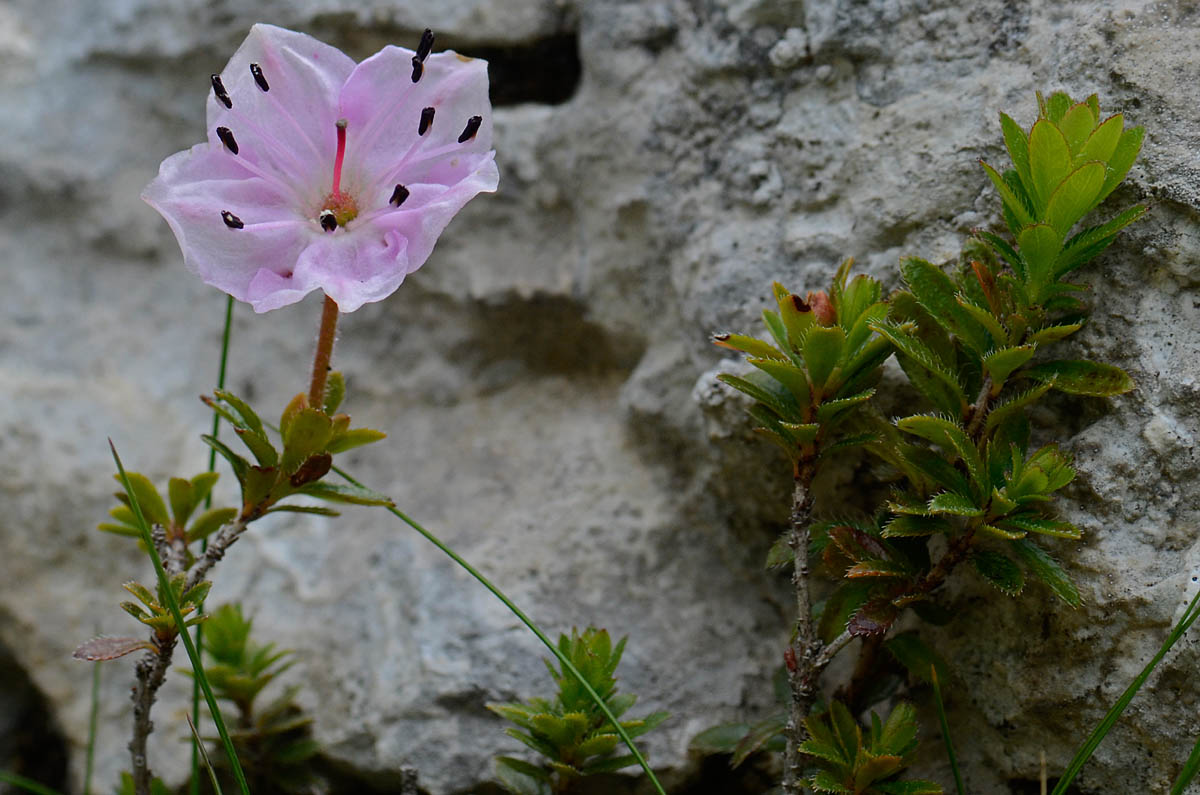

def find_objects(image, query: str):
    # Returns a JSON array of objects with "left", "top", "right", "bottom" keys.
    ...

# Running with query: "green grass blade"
[
  {"left": 1053, "top": 587, "right": 1200, "bottom": 794},
  {"left": 1171, "top": 735, "right": 1200, "bottom": 794},
  {"left": 328, "top": 462, "right": 668, "bottom": 795},
  {"left": 0, "top": 772, "right": 64, "bottom": 795},
  {"left": 194, "top": 294, "right": 235, "bottom": 795},
  {"left": 187, "top": 714, "right": 225, "bottom": 795},
  {"left": 109, "top": 440, "right": 249, "bottom": 795},
  {"left": 84, "top": 658, "right": 101, "bottom": 795},
  {"left": 930, "top": 665, "right": 965, "bottom": 795}
]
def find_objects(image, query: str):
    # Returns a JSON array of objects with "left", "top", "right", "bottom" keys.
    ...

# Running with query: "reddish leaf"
[
  {"left": 73, "top": 636, "right": 154, "bottom": 661},
  {"left": 848, "top": 599, "right": 898, "bottom": 637},
  {"left": 829, "top": 525, "right": 888, "bottom": 563}
]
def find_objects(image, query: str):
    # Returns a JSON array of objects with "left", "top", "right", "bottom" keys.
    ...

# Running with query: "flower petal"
[
  {"left": 209, "top": 24, "right": 356, "bottom": 203},
  {"left": 143, "top": 143, "right": 312, "bottom": 307},
  {"left": 339, "top": 48, "right": 493, "bottom": 200}
]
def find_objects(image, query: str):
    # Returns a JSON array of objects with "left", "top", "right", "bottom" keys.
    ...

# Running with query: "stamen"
[
  {"left": 210, "top": 74, "right": 232, "bottom": 109},
  {"left": 419, "top": 107, "right": 435, "bottom": 136},
  {"left": 458, "top": 115, "right": 483, "bottom": 143},
  {"left": 320, "top": 210, "right": 338, "bottom": 232},
  {"left": 216, "top": 126, "right": 239, "bottom": 154},
  {"left": 411, "top": 56, "right": 423, "bottom": 83},
  {"left": 389, "top": 184, "right": 410, "bottom": 207},
  {"left": 416, "top": 29, "right": 435, "bottom": 61},
  {"left": 221, "top": 210, "right": 244, "bottom": 229},
  {"left": 332, "top": 119, "right": 348, "bottom": 197},
  {"left": 250, "top": 63, "right": 269, "bottom": 92}
]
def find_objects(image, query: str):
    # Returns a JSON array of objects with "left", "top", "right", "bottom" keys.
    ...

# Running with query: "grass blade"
[
  {"left": 109, "top": 440, "right": 249, "bottom": 795},
  {"left": 0, "top": 772, "right": 64, "bottom": 795},
  {"left": 1170, "top": 729, "right": 1200, "bottom": 793},
  {"left": 1053, "top": 587, "right": 1200, "bottom": 794},
  {"left": 329, "top": 461, "right": 668, "bottom": 795},
  {"left": 84, "top": 658, "right": 102, "bottom": 795},
  {"left": 930, "top": 665, "right": 965, "bottom": 795},
  {"left": 194, "top": 294, "right": 235, "bottom": 795},
  {"left": 187, "top": 714, "right": 225, "bottom": 795}
]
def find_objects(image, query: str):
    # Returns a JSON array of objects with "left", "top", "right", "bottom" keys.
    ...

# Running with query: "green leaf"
[
  {"left": 956, "top": 298, "right": 1007, "bottom": 351},
  {"left": 713, "top": 333, "right": 788, "bottom": 361},
  {"left": 1017, "top": 224, "right": 1062, "bottom": 296},
  {"left": 114, "top": 473, "right": 169, "bottom": 528},
  {"left": 982, "top": 162, "right": 1035, "bottom": 228},
  {"left": 972, "top": 550, "right": 1025, "bottom": 596},
  {"left": 1023, "top": 359, "right": 1134, "bottom": 396},
  {"left": 999, "top": 514, "right": 1081, "bottom": 540},
  {"left": 877, "top": 703, "right": 920, "bottom": 755},
  {"left": 1028, "top": 118, "right": 1072, "bottom": 209},
  {"left": 999, "top": 112, "right": 1032, "bottom": 200},
  {"left": 281, "top": 409, "right": 335, "bottom": 474},
  {"left": 201, "top": 434, "right": 249, "bottom": 484},
  {"left": 98, "top": 522, "right": 142, "bottom": 537},
  {"left": 985, "top": 380, "right": 1055, "bottom": 432},
  {"left": 326, "top": 428, "right": 387, "bottom": 455},
  {"left": 689, "top": 723, "right": 750, "bottom": 755},
  {"left": 819, "top": 581, "right": 873, "bottom": 644},
  {"left": 748, "top": 358, "right": 813, "bottom": 410},
  {"left": 1056, "top": 204, "right": 1147, "bottom": 278},
  {"left": 977, "top": 230, "right": 1025, "bottom": 280},
  {"left": 212, "top": 389, "right": 265, "bottom": 436},
  {"left": 927, "top": 492, "right": 984, "bottom": 517},
  {"left": 804, "top": 325, "right": 847, "bottom": 395},
  {"left": 1097, "top": 125, "right": 1143, "bottom": 204},
  {"left": 885, "top": 634, "right": 948, "bottom": 685},
  {"left": 846, "top": 558, "right": 911, "bottom": 579},
  {"left": 495, "top": 757, "right": 551, "bottom": 795},
  {"left": 900, "top": 258, "right": 991, "bottom": 355},
  {"left": 1012, "top": 538, "right": 1081, "bottom": 607},
  {"left": 1080, "top": 113, "right": 1123, "bottom": 164},
  {"left": 762, "top": 309, "right": 792, "bottom": 354},
  {"left": 883, "top": 514, "right": 952, "bottom": 538},
  {"left": 718, "top": 372, "right": 802, "bottom": 421},
  {"left": 323, "top": 371, "right": 346, "bottom": 415},
  {"left": 982, "top": 345, "right": 1037, "bottom": 389},
  {"left": 293, "top": 482, "right": 394, "bottom": 506},
  {"left": 811, "top": 770, "right": 853, "bottom": 793},
  {"left": 1028, "top": 323, "right": 1082, "bottom": 345},
  {"left": 1045, "top": 162, "right": 1106, "bottom": 237},
  {"left": 186, "top": 507, "right": 237, "bottom": 543},
  {"left": 123, "top": 580, "right": 158, "bottom": 608},
  {"left": 870, "top": 322, "right": 965, "bottom": 414},
  {"left": 732, "top": 712, "right": 788, "bottom": 768},
  {"left": 264, "top": 504, "right": 341, "bottom": 517},
  {"left": 234, "top": 427, "right": 279, "bottom": 468},
  {"left": 167, "top": 477, "right": 195, "bottom": 528},
  {"left": 896, "top": 415, "right": 985, "bottom": 492},
  {"left": 873, "top": 780, "right": 945, "bottom": 794},
  {"left": 816, "top": 390, "right": 875, "bottom": 426},
  {"left": 1058, "top": 102, "right": 1097, "bottom": 153}
]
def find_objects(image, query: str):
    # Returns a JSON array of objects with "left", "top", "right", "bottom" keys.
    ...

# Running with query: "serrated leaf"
[
  {"left": 819, "top": 581, "right": 873, "bottom": 644},
  {"left": 718, "top": 372, "right": 802, "bottom": 421},
  {"left": 977, "top": 230, "right": 1025, "bottom": 280},
  {"left": 495, "top": 759, "right": 551, "bottom": 795},
  {"left": 1012, "top": 538, "right": 1081, "bottom": 607},
  {"left": 816, "top": 389, "right": 875, "bottom": 427},
  {"left": 732, "top": 712, "right": 787, "bottom": 767},
  {"left": 123, "top": 580, "right": 157, "bottom": 608},
  {"left": 811, "top": 770, "right": 853, "bottom": 793},
  {"left": 855, "top": 754, "right": 905, "bottom": 789},
  {"left": 982, "top": 161, "right": 1035, "bottom": 228},
  {"left": 870, "top": 322, "right": 965, "bottom": 414},
  {"left": 1023, "top": 359, "right": 1134, "bottom": 396},
  {"left": 799, "top": 736, "right": 847, "bottom": 765},
  {"left": 848, "top": 599, "right": 898, "bottom": 637},
  {"left": 927, "top": 492, "right": 984, "bottom": 517},
  {"left": 1056, "top": 204, "right": 1147, "bottom": 277},
  {"left": 999, "top": 113, "right": 1033, "bottom": 201},
  {"left": 73, "top": 636, "right": 154, "bottom": 661},
  {"left": 983, "top": 345, "right": 1037, "bottom": 389},
  {"left": 981, "top": 523, "right": 1026, "bottom": 540},
  {"left": 280, "top": 409, "right": 334, "bottom": 474},
  {"left": 846, "top": 559, "right": 910, "bottom": 579},
  {"left": 883, "top": 515, "right": 952, "bottom": 538},
  {"left": 972, "top": 549, "right": 1025, "bottom": 595},
  {"left": 901, "top": 258, "right": 992, "bottom": 355},
  {"left": 576, "top": 733, "right": 619, "bottom": 758},
  {"left": 985, "top": 380, "right": 1055, "bottom": 432},
  {"left": 778, "top": 289, "right": 819, "bottom": 351},
  {"left": 762, "top": 309, "right": 792, "bottom": 354},
  {"left": 713, "top": 332, "right": 788, "bottom": 361},
  {"left": 957, "top": 297, "right": 1007, "bottom": 350},
  {"left": 897, "top": 415, "right": 985, "bottom": 492},
  {"left": 999, "top": 514, "right": 1081, "bottom": 540},
  {"left": 748, "top": 358, "right": 813, "bottom": 410},
  {"left": 1017, "top": 224, "right": 1062, "bottom": 297},
  {"left": 1029, "top": 323, "right": 1082, "bottom": 345},
  {"left": 1045, "top": 161, "right": 1106, "bottom": 238},
  {"left": 1098, "top": 125, "right": 1143, "bottom": 203}
]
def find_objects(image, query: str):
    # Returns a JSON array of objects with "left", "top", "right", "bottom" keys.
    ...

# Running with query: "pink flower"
[{"left": 143, "top": 24, "right": 499, "bottom": 313}]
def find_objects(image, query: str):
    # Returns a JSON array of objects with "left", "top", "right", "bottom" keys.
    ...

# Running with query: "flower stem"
[{"left": 308, "top": 294, "right": 339, "bottom": 408}]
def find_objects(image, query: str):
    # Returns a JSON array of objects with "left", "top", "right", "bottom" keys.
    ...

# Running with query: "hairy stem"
[
  {"left": 783, "top": 461, "right": 821, "bottom": 795},
  {"left": 129, "top": 636, "right": 177, "bottom": 795},
  {"left": 308, "top": 294, "right": 339, "bottom": 408}
]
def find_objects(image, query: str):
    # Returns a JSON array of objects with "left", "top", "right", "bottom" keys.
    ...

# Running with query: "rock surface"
[{"left": 2, "top": 0, "right": 1200, "bottom": 793}]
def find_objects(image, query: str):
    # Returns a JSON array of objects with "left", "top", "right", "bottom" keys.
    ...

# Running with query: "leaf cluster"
[
  {"left": 193, "top": 604, "right": 320, "bottom": 794},
  {"left": 714, "top": 259, "right": 891, "bottom": 465},
  {"left": 120, "top": 574, "right": 210, "bottom": 641},
  {"left": 488, "top": 628, "right": 668, "bottom": 794},
  {"left": 201, "top": 372, "right": 391, "bottom": 520},
  {"left": 99, "top": 470, "right": 236, "bottom": 553},
  {"left": 801, "top": 702, "right": 941, "bottom": 794}
]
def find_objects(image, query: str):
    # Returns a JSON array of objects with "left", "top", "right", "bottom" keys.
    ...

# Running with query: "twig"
[
  {"left": 185, "top": 517, "right": 249, "bottom": 591},
  {"left": 129, "top": 637, "right": 176, "bottom": 795},
  {"left": 783, "top": 462, "right": 820, "bottom": 795}
]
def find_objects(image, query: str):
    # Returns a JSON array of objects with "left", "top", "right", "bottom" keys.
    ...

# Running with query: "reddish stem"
[{"left": 309, "top": 295, "right": 339, "bottom": 408}]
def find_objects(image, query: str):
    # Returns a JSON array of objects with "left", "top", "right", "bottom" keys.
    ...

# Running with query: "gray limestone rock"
[{"left": 3, "top": 0, "right": 1200, "bottom": 793}]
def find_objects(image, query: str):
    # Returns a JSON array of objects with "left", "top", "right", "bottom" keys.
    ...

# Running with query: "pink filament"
[{"left": 332, "top": 119, "right": 348, "bottom": 197}]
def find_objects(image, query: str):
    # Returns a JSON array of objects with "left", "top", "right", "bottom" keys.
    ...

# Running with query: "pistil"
[{"left": 332, "top": 118, "right": 348, "bottom": 198}]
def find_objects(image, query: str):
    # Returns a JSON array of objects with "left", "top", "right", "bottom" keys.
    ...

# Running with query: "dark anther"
[
  {"left": 457, "top": 115, "right": 483, "bottom": 143},
  {"left": 416, "top": 29, "right": 435, "bottom": 61},
  {"left": 411, "top": 56, "right": 423, "bottom": 83},
  {"left": 320, "top": 210, "right": 338, "bottom": 232},
  {"left": 250, "top": 62, "right": 269, "bottom": 92},
  {"left": 216, "top": 126, "right": 239, "bottom": 155},
  {"left": 418, "top": 106, "right": 435, "bottom": 136},
  {"left": 210, "top": 74, "right": 232, "bottom": 109},
  {"left": 389, "top": 184, "right": 410, "bottom": 207},
  {"left": 221, "top": 210, "right": 244, "bottom": 229}
]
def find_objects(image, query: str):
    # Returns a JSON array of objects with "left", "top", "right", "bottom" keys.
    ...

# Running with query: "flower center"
[{"left": 319, "top": 119, "right": 358, "bottom": 230}]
